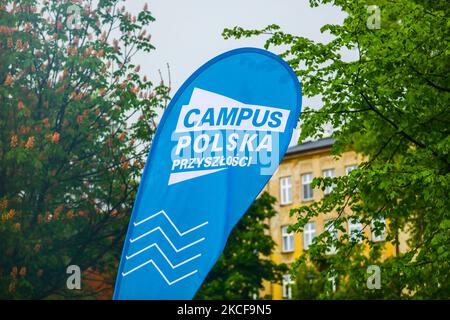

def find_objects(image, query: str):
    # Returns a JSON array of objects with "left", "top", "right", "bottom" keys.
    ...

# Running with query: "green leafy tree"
[
  {"left": 224, "top": 0, "right": 449, "bottom": 299},
  {"left": 292, "top": 263, "right": 327, "bottom": 300},
  {"left": 0, "top": 0, "right": 168, "bottom": 299},
  {"left": 196, "top": 192, "right": 287, "bottom": 300}
]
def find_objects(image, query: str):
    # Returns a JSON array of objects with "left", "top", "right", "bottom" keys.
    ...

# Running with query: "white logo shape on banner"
[
  {"left": 169, "top": 88, "right": 290, "bottom": 185},
  {"left": 121, "top": 210, "right": 208, "bottom": 286}
]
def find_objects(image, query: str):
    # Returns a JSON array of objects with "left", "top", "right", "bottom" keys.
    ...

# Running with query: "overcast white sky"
[
  {"left": 125, "top": 0, "right": 348, "bottom": 143},
  {"left": 129, "top": 0, "right": 345, "bottom": 91}
]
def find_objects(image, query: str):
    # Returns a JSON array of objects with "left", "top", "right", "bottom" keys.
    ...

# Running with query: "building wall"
[{"left": 261, "top": 146, "right": 400, "bottom": 300}]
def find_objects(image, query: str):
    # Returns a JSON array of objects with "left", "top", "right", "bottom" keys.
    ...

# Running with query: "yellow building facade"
[{"left": 261, "top": 138, "right": 403, "bottom": 300}]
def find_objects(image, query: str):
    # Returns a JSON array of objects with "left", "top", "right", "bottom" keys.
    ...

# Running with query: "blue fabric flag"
[{"left": 113, "top": 48, "right": 302, "bottom": 299}]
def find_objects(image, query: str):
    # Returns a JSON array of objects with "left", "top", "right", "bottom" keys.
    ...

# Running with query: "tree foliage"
[
  {"left": 224, "top": 0, "right": 449, "bottom": 299},
  {"left": 196, "top": 192, "right": 287, "bottom": 300},
  {"left": 292, "top": 263, "right": 327, "bottom": 300},
  {"left": 0, "top": 0, "right": 168, "bottom": 299}
]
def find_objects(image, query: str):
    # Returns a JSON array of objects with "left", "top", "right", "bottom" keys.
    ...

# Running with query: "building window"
[
  {"left": 348, "top": 217, "right": 363, "bottom": 243},
  {"left": 303, "top": 222, "right": 316, "bottom": 250},
  {"left": 280, "top": 176, "right": 292, "bottom": 205},
  {"left": 301, "top": 173, "right": 314, "bottom": 201},
  {"left": 346, "top": 165, "right": 357, "bottom": 175},
  {"left": 325, "top": 219, "right": 338, "bottom": 254},
  {"left": 328, "top": 275, "right": 337, "bottom": 292},
  {"left": 282, "top": 226, "right": 294, "bottom": 252},
  {"left": 282, "top": 274, "right": 294, "bottom": 299},
  {"left": 371, "top": 217, "right": 386, "bottom": 242},
  {"left": 323, "top": 168, "right": 335, "bottom": 196},
  {"left": 346, "top": 165, "right": 358, "bottom": 193}
]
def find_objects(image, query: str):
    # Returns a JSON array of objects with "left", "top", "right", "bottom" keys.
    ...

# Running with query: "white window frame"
[
  {"left": 280, "top": 176, "right": 292, "bottom": 205},
  {"left": 281, "top": 226, "right": 294, "bottom": 253},
  {"left": 348, "top": 217, "right": 363, "bottom": 243},
  {"left": 301, "top": 173, "right": 314, "bottom": 201},
  {"left": 325, "top": 219, "right": 338, "bottom": 254},
  {"left": 371, "top": 217, "right": 386, "bottom": 242},
  {"left": 323, "top": 168, "right": 336, "bottom": 196},
  {"left": 303, "top": 222, "right": 316, "bottom": 250},
  {"left": 345, "top": 165, "right": 358, "bottom": 175},
  {"left": 282, "top": 274, "right": 294, "bottom": 299},
  {"left": 328, "top": 275, "right": 337, "bottom": 292}
]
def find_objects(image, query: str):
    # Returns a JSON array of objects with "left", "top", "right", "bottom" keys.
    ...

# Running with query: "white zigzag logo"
[{"left": 121, "top": 210, "right": 208, "bottom": 286}]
